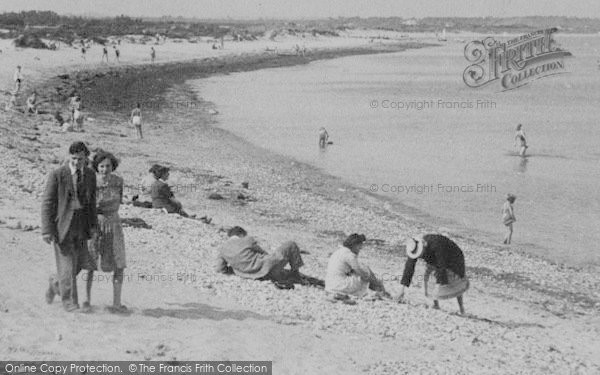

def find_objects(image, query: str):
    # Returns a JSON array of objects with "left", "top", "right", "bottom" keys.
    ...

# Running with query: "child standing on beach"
[
  {"left": 13, "top": 65, "right": 23, "bottom": 93},
  {"left": 101, "top": 46, "right": 109, "bottom": 62},
  {"left": 502, "top": 194, "right": 517, "bottom": 244},
  {"left": 85, "top": 151, "right": 128, "bottom": 314},
  {"left": 150, "top": 47, "right": 156, "bottom": 62},
  {"left": 130, "top": 103, "right": 143, "bottom": 139}
]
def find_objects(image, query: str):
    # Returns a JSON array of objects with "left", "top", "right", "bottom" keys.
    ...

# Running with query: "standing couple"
[{"left": 41, "top": 141, "right": 127, "bottom": 313}]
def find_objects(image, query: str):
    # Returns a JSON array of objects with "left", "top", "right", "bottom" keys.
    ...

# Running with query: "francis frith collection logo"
[{"left": 463, "top": 27, "right": 572, "bottom": 90}]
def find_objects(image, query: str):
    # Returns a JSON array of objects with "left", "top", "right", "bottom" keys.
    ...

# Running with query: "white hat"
[{"left": 405, "top": 236, "right": 425, "bottom": 259}]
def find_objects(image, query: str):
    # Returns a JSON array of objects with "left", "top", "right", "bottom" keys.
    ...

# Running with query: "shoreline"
[{"left": 1, "top": 39, "right": 599, "bottom": 372}]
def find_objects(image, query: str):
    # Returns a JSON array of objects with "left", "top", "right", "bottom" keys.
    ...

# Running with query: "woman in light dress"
[
  {"left": 325, "top": 233, "right": 387, "bottom": 303},
  {"left": 84, "top": 151, "right": 128, "bottom": 314}
]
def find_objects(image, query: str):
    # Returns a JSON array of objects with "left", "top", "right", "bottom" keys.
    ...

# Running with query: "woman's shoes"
[{"left": 106, "top": 304, "right": 128, "bottom": 314}]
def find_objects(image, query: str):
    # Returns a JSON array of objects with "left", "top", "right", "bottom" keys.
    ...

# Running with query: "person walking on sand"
[
  {"left": 325, "top": 234, "right": 388, "bottom": 303},
  {"left": 13, "top": 65, "right": 23, "bottom": 93},
  {"left": 81, "top": 46, "right": 87, "bottom": 61},
  {"left": 397, "top": 234, "right": 469, "bottom": 314},
  {"left": 114, "top": 45, "right": 120, "bottom": 63},
  {"left": 502, "top": 194, "right": 517, "bottom": 244},
  {"left": 84, "top": 151, "right": 128, "bottom": 314},
  {"left": 514, "top": 124, "right": 528, "bottom": 157},
  {"left": 150, "top": 47, "right": 156, "bottom": 62},
  {"left": 215, "top": 226, "right": 322, "bottom": 288},
  {"left": 42, "top": 141, "right": 97, "bottom": 312},
  {"left": 130, "top": 103, "right": 143, "bottom": 139},
  {"left": 318, "top": 127, "right": 329, "bottom": 148},
  {"left": 101, "top": 46, "right": 109, "bottom": 62}
]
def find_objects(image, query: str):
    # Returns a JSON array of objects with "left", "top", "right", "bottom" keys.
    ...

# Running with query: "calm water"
[{"left": 193, "top": 35, "right": 600, "bottom": 266}]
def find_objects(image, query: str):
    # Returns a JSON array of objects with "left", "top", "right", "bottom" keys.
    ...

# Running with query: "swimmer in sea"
[
  {"left": 514, "top": 124, "right": 528, "bottom": 157},
  {"left": 318, "top": 127, "right": 329, "bottom": 148}
]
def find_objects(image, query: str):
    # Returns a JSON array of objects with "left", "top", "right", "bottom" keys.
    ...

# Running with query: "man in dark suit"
[{"left": 42, "top": 141, "right": 97, "bottom": 312}]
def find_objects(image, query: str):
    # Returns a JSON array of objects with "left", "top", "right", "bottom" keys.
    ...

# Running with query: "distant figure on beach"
[
  {"left": 101, "top": 46, "right": 109, "bottom": 62},
  {"left": 318, "top": 127, "right": 329, "bottom": 147},
  {"left": 54, "top": 111, "right": 65, "bottom": 127},
  {"left": 514, "top": 124, "right": 528, "bottom": 157},
  {"left": 150, "top": 165, "right": 189, "bottom": 217},
  {"left": 325, "top": 234, "right": 388, "bottom": 303},
  {"left": 114, "top": 45, "right": 120, "bottom": 63},
  {"left": 150, "top": 47, "right": 156, "bottom": 62},
  {"left": 81, "top": 46, "right": 86, "bottom": 60},
  {"left": 26, "top": 91, "right": 37, "bottom": 114},
  {"left": 397, "top": 234, "right": 469, "bottom": 314},
  {"left": 215, "top": 226, "right": 322, "bottom": 288},
  {"left": 13, "top": 65, "right": 23, "bottom": 93},
  {"left": 42, "top": 141, "right": 97, "bottom": 312},
  {"left": 502, "top": 194, "right": 517, "bottom": 244},
  {"left": 5, "top": 91, "right": 18, "bottom": 111},
  {"left": 85, "top": 150, "right": 128, "bottom": 314},
  {"left": 130, "top": 103, "right": 143, "bottom": 139},
  {"left": 70, "top": 93, "right": 81, "bottom": 122},
  {"left": 132, "top": 164, "right": 160, "bottom": 208}
]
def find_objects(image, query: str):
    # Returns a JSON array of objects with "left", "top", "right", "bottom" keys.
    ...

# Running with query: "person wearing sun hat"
[
  {"left": 397, "top": 234, "right": 469, "bottom": 314},
  {"left": 325, "top": 233, "right": 387, "bottom": 299}
]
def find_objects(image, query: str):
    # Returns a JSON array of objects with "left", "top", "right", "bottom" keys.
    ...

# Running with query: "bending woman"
[{"left": 397, "top": 234, "right": 469, "bottom": 314}]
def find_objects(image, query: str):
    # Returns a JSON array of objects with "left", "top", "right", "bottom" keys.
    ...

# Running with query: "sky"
[{"left": 1, "top": 0, "right": 599, "bottom": 19}]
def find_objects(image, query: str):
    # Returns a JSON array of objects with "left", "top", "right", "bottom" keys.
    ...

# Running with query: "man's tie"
[{"left": 76, "top": 169, "right": 85, "bottom": 205}]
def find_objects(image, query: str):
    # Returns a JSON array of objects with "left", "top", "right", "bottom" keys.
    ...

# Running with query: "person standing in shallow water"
[
  {"left": 502, "top": 194, "right": 517, "bottom": 244},
  {"left": 318, "top": 127, "right": 329, "bottom": 148},
  {"left": 514, "top": 124, "right": 528, "bottom": 157},
  {"left": 84, "top": 151, "right": 128, "bottom": 314}
]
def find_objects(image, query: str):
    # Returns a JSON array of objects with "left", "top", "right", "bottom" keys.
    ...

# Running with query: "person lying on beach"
[
  {"left": 514, "top": 124, "right": 528, "bottom": 157},
  {"left": 84, "top": 150, "right": 128, "bottom": 314},
  {"left": 132, "top": 164, "right": 159, "bottom": 208},
  {"left": 26, "top": 91, "right": 37, "bottom": 114},
  {"left": 324, "top": 233, "right": 388, "bottom": 303},
  {"left": 502, "top": 194, "right": 517, "bottom": 245},
  {"left": 215, "top": 226, "right": 323, "bottom": 288},
  {"left": 149, "top": 165, "right": 189, "bottom": 217},
  {"left": 397, "top": 234, "right": 469, "bottom": 314},
  {"left": 318, "top": 127, "right": 329, "bottom": 148}
]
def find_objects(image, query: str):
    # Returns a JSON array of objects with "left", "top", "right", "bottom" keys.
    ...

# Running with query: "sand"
[{"left": 0, "top": 31, "right": 599, "bottom": 374}]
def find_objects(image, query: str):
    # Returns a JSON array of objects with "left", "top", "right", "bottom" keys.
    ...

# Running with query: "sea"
[{"left": 192, "top": 34, "right": 600, "bottom": 267}]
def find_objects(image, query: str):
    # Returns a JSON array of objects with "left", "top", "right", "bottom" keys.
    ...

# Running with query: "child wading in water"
[{"left": 502, "top": 194, "right": 517, "bottom": 244}]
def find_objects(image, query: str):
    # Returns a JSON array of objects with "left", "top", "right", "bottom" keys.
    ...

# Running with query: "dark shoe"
[
  {"left": 272, "top": 280, "right": 294, "bottom": 290},
  {"left": 106, "top": 305, "right": 128, "bottom": 314},
  {"left": 81, "top": 302, "right": 92, "bottom": 313}
]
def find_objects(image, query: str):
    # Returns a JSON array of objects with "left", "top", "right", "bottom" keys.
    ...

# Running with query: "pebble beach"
[{"left": 0, "top": 32, "right": 599, "bottom": 374}]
